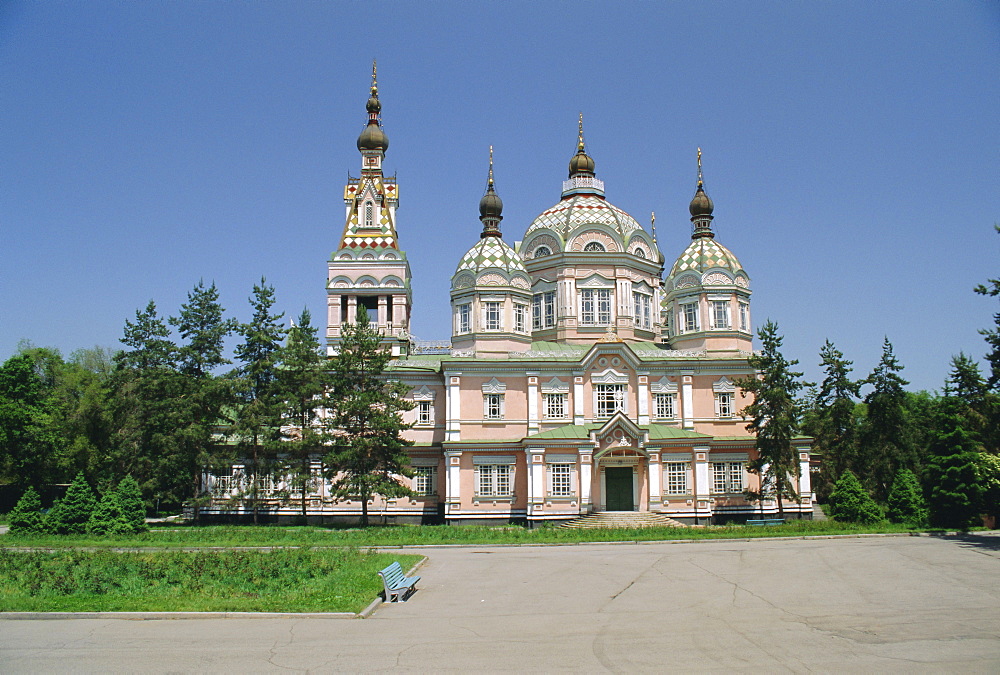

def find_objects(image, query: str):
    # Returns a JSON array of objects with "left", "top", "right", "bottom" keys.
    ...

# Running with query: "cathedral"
[{"left": 207, "top": 66, "right": 813, "bottom": 525}]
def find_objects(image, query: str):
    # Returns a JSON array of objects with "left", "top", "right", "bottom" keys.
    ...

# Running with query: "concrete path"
[{"left": 2, "top": 534, "right": 1000, "bottom": 672}]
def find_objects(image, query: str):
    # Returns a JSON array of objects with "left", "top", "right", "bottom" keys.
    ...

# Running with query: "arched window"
[
  {"left": 534, "top": 246, "right": 551, "bottom": 258},
  {"left": 584, "top": 241, "right": 605, "bottom": 252},
  {"left": 634, "top": 247, "right": 647, "bottom": 259}
]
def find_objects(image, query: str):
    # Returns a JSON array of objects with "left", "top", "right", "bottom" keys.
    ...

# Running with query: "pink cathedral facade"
[{"left": 206, "top": 68, "right": 813, "bottom": 525}]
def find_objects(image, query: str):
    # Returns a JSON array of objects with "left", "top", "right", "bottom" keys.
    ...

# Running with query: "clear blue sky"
[{"left": 2, "top": 1, "right": 998, "bottom": 392}]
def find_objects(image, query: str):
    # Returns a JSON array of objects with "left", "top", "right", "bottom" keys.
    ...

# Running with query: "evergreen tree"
[
  {"left": 276, "top": 309, "right": 327, "bottom": 521},
  {"left": 169, "top": 281, "right": 237, "bottom": 515},
  {"left": 324, "top": 307, "right": 414, "bottom": 527},
  {"left": 232, "top": 279, "right": 287, "bottom": 522},
  {"left": 7, "top": 486, "right": 45, "bottom": 534},
  {"left": 976, "top": 453, "right": 1000, "bottom": 528},
  {"left": 804, "top": 340, "right": 861, "bottom": 499},
  {"left": 859, "top": 337, "right": 915, "bottom": 502},
  {"left": 108, "top": 301, "right": 182, "bottom": 512},
  {"left": 974, "top": 224, "right": 1000, "bottom": 389},
  {"left": 45, "top": 471, "right": 97, "bottom": 534},
  {"left": 886, "top": 468, "right": 927, "bottom": 526},
  {"left": 946, "top": 354, "right": 998, "bottom": 455},
  {"left": 827, "top": 470, "right": 884, "bottom": 524},
  {"left": 86, "top": 488, "right": 131, "bottom": 535},
  {"left": 925, "top": 396, "right": 984, "bottom": 529},
  {"left": 115, "top": 475, "right": 148, "bottom": 534}
]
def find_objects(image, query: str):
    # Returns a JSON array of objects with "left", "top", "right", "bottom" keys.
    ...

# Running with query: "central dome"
[{"left": 524, "top": 193, "right": 642, "bottom": 239}]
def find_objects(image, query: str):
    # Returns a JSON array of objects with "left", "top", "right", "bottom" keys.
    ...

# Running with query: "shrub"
[
  {"left": 828, "top": 470, "right": 884, "bottom": 524},
  {"left": 886, "top": 468, "right": 928, "bottom": 526},
  {"left": 86, "top": 491, "right": 131, "bottom": 535},
  {"left": 926, "top": 450, "right": 983, "bottom": 529},
  {"left": 115, "top": 475, "right": 148, "bottom": 534},
  {"left": 8, "top": 486, "right": 45, "bottom": 534},
  {"left": 44, "top": 472, "right": 96, "bottom": 534}
]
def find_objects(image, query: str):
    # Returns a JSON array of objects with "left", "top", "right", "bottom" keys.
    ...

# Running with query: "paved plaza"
[{"left": 2, "top": 534, "right": 999, "bottom": 672}]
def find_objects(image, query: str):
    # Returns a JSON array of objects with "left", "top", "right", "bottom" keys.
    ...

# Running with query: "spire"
[
  {"left": 479, "top": 145, "right": 503, "bottom": 237},
  {"left": 689, "top": 147, "right": 715, "bottom": 238},
  {"left": 650, "top": 211, "right": 658, "bottom": 246},
  {"left": 568, "top": 112, "right": 596, "bottom": 178},
  {"left": 357, "top": 59, "right": 389, "bottom": 155}
]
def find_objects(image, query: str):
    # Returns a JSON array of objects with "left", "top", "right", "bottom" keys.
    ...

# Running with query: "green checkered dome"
[
  {"left": 668, "top": 237, "right": 745, "bottom": 278},
  {"left": 524, "top": 194, "right": 641, "bottom": 242},
  {"left": 455, "top": 236, "right": 527, "bottom": 275}
]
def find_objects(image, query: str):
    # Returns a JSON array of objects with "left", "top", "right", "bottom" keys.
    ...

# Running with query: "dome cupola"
[
  {"left": 357, "top": 61, "right": 389, "bottom": 154},
  {"left": 568, "top": 113, "right": 596, "bottom": 177},
  {"left": 478, "top": 146, "right": 504, "bottom": 224},
  {"left": 690, "top": 148, "right": 715, "bottom": 239}
]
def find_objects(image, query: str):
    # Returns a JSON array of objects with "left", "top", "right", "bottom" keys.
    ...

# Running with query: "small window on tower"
[
  {"left": 364, "top": 202, "right": 374, "bottom": 228},
  {"left": 584, "top": 241, "right": 605, "bottom": 252},
  {"left": 534, "top": 246, "right": 551, "bottom": 258}
]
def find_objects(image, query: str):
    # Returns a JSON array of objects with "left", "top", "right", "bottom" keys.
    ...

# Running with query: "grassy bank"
[
  {"left": 1, "top": 519, "right": 945, "bottom": 549},
  {"left": 0, "top": 548, "right": 422, "bottom": 613}
]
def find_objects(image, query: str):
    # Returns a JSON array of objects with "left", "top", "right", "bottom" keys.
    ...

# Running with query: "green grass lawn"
[
  {"left": 1, "top": 519, "right": 944, "bottom": 549},
  {"left": 0, "top": 548, "right": 422, "bottom": 613}
]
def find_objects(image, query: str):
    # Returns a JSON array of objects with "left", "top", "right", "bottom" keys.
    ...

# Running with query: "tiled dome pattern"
[
  {"left": 668, "top": 238, "right": 744, "bottom": 278},
  {"left": 456, "top": 237, "right": 526, "bottom": 275},
  {"left": 524, "top": 194, "right": 642, "bottom": 240}
]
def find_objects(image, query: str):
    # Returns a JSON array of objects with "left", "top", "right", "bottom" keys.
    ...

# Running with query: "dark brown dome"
[
  {"left": 357, "top": 123, "right": 389, "bottom": 153},
  {"left": 689, "top": 185, "right": 714, "bottom": 217}
]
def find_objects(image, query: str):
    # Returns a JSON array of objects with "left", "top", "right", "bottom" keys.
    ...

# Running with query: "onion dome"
[
  {"left": 357, "top": 61, "right": 389, "bottom": 153},
  {"left": 689, "top": 147, "right": 715, "bottom": 238},
  {"left": 568, "top": 113, "right": 595, "bottom": 177},
  {"left": 689, "top": 184, "right": 714, "bottom": 217},
  {"left": 479, "top": 146, "right": 503, "bottom": 222}
]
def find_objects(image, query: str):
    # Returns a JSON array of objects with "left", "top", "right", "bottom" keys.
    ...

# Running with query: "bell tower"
[{"left": 326, "top": 61, "right": 412, "bottom": 355}]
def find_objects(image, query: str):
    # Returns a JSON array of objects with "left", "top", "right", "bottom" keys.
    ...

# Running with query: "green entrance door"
[{"left": 605, "top": 467, "right": 634, "bottom": 511}]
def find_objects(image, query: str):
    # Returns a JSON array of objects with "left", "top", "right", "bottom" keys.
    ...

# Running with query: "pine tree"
[
  {"left": 976, "top": 453, "right": 1000, "bottom": 528},
  {"left": 974, "top": 224, "right": 1000, "bottom": 389},
  {"left": 8, "top": 486, "right": 45, "bottom": 534},
  {"left": 804, "top": 340, "right": 861, "bottom": 498},
  {"left": 925, "top": 396, "right": 984, "bottom": 530},
  {"left": 115, "top": 475, "right": 148, "bottom": 534},
  {"left": 886, "top": 468, "right": 927, "bottom": 526},
  {"left": 276, "top": 309, "right": 327, "bottom": 521},
  {"left": 324, "top": 307, "right": 414, "bottom": 527},
  {"left": 45, "top": 471, "right": 97, "bottom": 534},
  {"left": 232, "top": 279, "right": 287, "bottom": 522},
  {"left": 859, "top": 337, "right": 915, "bottom": 502},
  {"left": 827, "top": 470, "right": 884, "bottom": 524},
  {"left": 86, "top": 488, "right": 131, "bottom": 535},
  {"left": 169, "top": 281, "right": 237, "bottom": 515}
]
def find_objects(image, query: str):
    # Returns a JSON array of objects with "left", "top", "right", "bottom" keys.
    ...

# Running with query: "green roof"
[{"left": 527, "top": 423, "right": 711, "bottom": 441}]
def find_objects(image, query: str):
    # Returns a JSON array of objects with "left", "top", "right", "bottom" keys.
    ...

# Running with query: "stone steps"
[{"left": 558, "top": 511, "right": 688, "bottom": 529}]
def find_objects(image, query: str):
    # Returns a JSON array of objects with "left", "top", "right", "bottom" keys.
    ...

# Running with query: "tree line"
[
  {"left": 0, "top": 278, "right": 413, "bottom": 525},
  {"left": 739, "top": 226, "right": 1000, "bottom": 529}
]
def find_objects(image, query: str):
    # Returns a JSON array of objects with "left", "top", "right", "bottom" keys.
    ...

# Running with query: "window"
[
  {"left": 364, "top": 201, "right": 374, "bottom": 228},
  {"left": 532, "top": 291, "right": 556, "bottom": 329},
  {"left": 413, "top": 467, "right": 436, "bottom": 496},
  {"left": 534, "top": 246, "right": 551, "bottom": 258},
  {"left": 514, "top": 304, "right": 527, "bottom": 333},
  {"left": 682, "top": 302, "right": 699, "bottom": 332},
  {"left": 633, "top": 292, "right": 652, "bottom": 329},
  {"left": 584, "top": 241, "right": 605, "bottom": 252},
  {"left": 739, "top": 302, "right": 750, "bottom": 332},
  {"left": 654, "top": 393, "right": 676, "bottom": 420},
  {"left": 715, "top": 392, "right": 734, "bottom": 418},
  {"left": 595, "top": 384, "right": 626, "bottom": 418},
  {"left": 544, "top": 392, "right": 568, "bottom": 419},
  {"left": 581, "top": 289, "right": 612, "bottom": 325},
  {"left": 711, "top": 300, "right": 730, "bottom": 329},
  {"left": 457, "top": 303, "right": 471, "bottom": 333},
  {"left": 664, "top": 462, "right": 690, "bottom": 495},
  {"left": 711, "top": 462, "right": 745, "bottom": 494},
  {"left": 634, "top": 247, "right": 646, "bottom": 259},
  {"left": 475, "top": 464, "right": 512, "bottom": 497},
  {"left": 484, "top": 301, "right": 502, "bottom": 331},
  {"left": 484, "top": 393, "right": 505, "bottom": 420},
  {"left": 416, "top": 400, "right": 432, "bottom": 425},
  {"left": 548, "top": 463, "right": 573, "bottom": 497}
]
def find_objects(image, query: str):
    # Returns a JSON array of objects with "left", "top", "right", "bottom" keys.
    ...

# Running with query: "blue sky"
[{"left": 2, "top": 1, "right": 998, "bottom": 392}]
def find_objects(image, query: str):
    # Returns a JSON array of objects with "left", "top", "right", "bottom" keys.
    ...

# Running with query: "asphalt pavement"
[{"left": 2, "top": 534, "right": 999, "bottom": 672}]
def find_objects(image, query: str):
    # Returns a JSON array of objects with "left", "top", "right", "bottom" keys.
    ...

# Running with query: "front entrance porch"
[{"left": 604, "top": 466, "right": 635, "bottom": 511}]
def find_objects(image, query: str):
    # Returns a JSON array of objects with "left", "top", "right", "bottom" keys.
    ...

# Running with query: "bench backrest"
[{"left": 379, "top": 562, "right": 405, "bottom": 588}]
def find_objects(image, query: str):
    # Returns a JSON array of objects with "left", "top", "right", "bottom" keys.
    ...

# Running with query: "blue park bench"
[
  {"left": 746, "top": 518, "right": 786, "bottom": 526},
  {"left": 378, "top": 561, "right": 420, "bottom": 602}
]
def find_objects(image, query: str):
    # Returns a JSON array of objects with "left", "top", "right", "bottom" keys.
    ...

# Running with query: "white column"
[
  {"left": 446, "top": 373, "right": 461, "bottom": 442},
  {"left": 693, "top": 446, "right": 710, "bottom": 522},
  {"left": 526, "top": 448, "right": 544, "bottom": 520},
  {"left": 798, "top": 449, "right": 811, "bottom": 499},
  {"left": 637, "top": 374, "right": 650, "bottom": 425},
  {"left": 377, "top": 296, "right": 388, "bottom": 328},
  {"left": 527, "top": 374, "right": 539, "bottom": 433},
  {"left": 573, "top": 374, "right": 585, "bottom": 424},
  {"left": 347, "top": 296, "right": 358, "bottom": 324},
  {"left": 648, "top": 452, "right": 661, "bottom": 510},
  {"left": 580, "top": 448, "right": 593, "bottom": 512},
  {"left": 328, "top": 295, "right": 341, "bottom": 329},
  {"left": 681, "top": 370, "right": 695, "bottom": 429},
  {"left": 445, "top": 450, "right": 462, "bottom": 517},
  {"left": 617, "top": 277, "right": 631, "bottom": 325}
]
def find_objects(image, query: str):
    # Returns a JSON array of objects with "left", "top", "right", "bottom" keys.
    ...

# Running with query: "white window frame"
[
  {"left": 364, "top": 201, "right": 374, "bottom": 228},
  {"left": 483, "top": 301, "right": 502, "bottom": 331},
  {"left": 739, "top": 301, "right": 750, "bottom": 332},
  {"left": 416, "top": 400, "right": 433, "bottom": 425},
  {"left": 580, "top": 288, "right": 613, "bottom": 326},
  {"left": 633, "top": 291, "right": 652, "bottom": 329},
  {"left": 475, "top": 464, "right": 513, "bottom": 497},
  {"left": 543, "top": 392, "right": 568, "bottom": 419},
  {"left": 514, "top": 303, "right": 527, "bottom": 333},
  {"left": 457, "top": 303, "right": 471, "bottom": 334},
  {"left": 595, "top": 383, "right": 626, "bottom": 418},
  {"left": 711, "top": 300, "right": 730, "bottom": 329},
  {"left": 413, "top": 466, "right": 437, "bottom": 496},
  {"left": 681, "top": 301, "right": 699, "bottom": 332},
  {"left": 654, "top": 392, "right": 676, "bottom": 420},
  {"left": 715, "top": 392, "right": 734, "bottom": 418},
  {"left": 663, "top": 462, "right": 690, "bottom": 496},
  {"left": 711, "top": 462, "right": 745, "bottom": 495},
  {"left": 484, "top": 393, "right": 505, "bottom": 420},
  {"left": 547, "top": 463, "right": 574, "bottom": 497}
]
